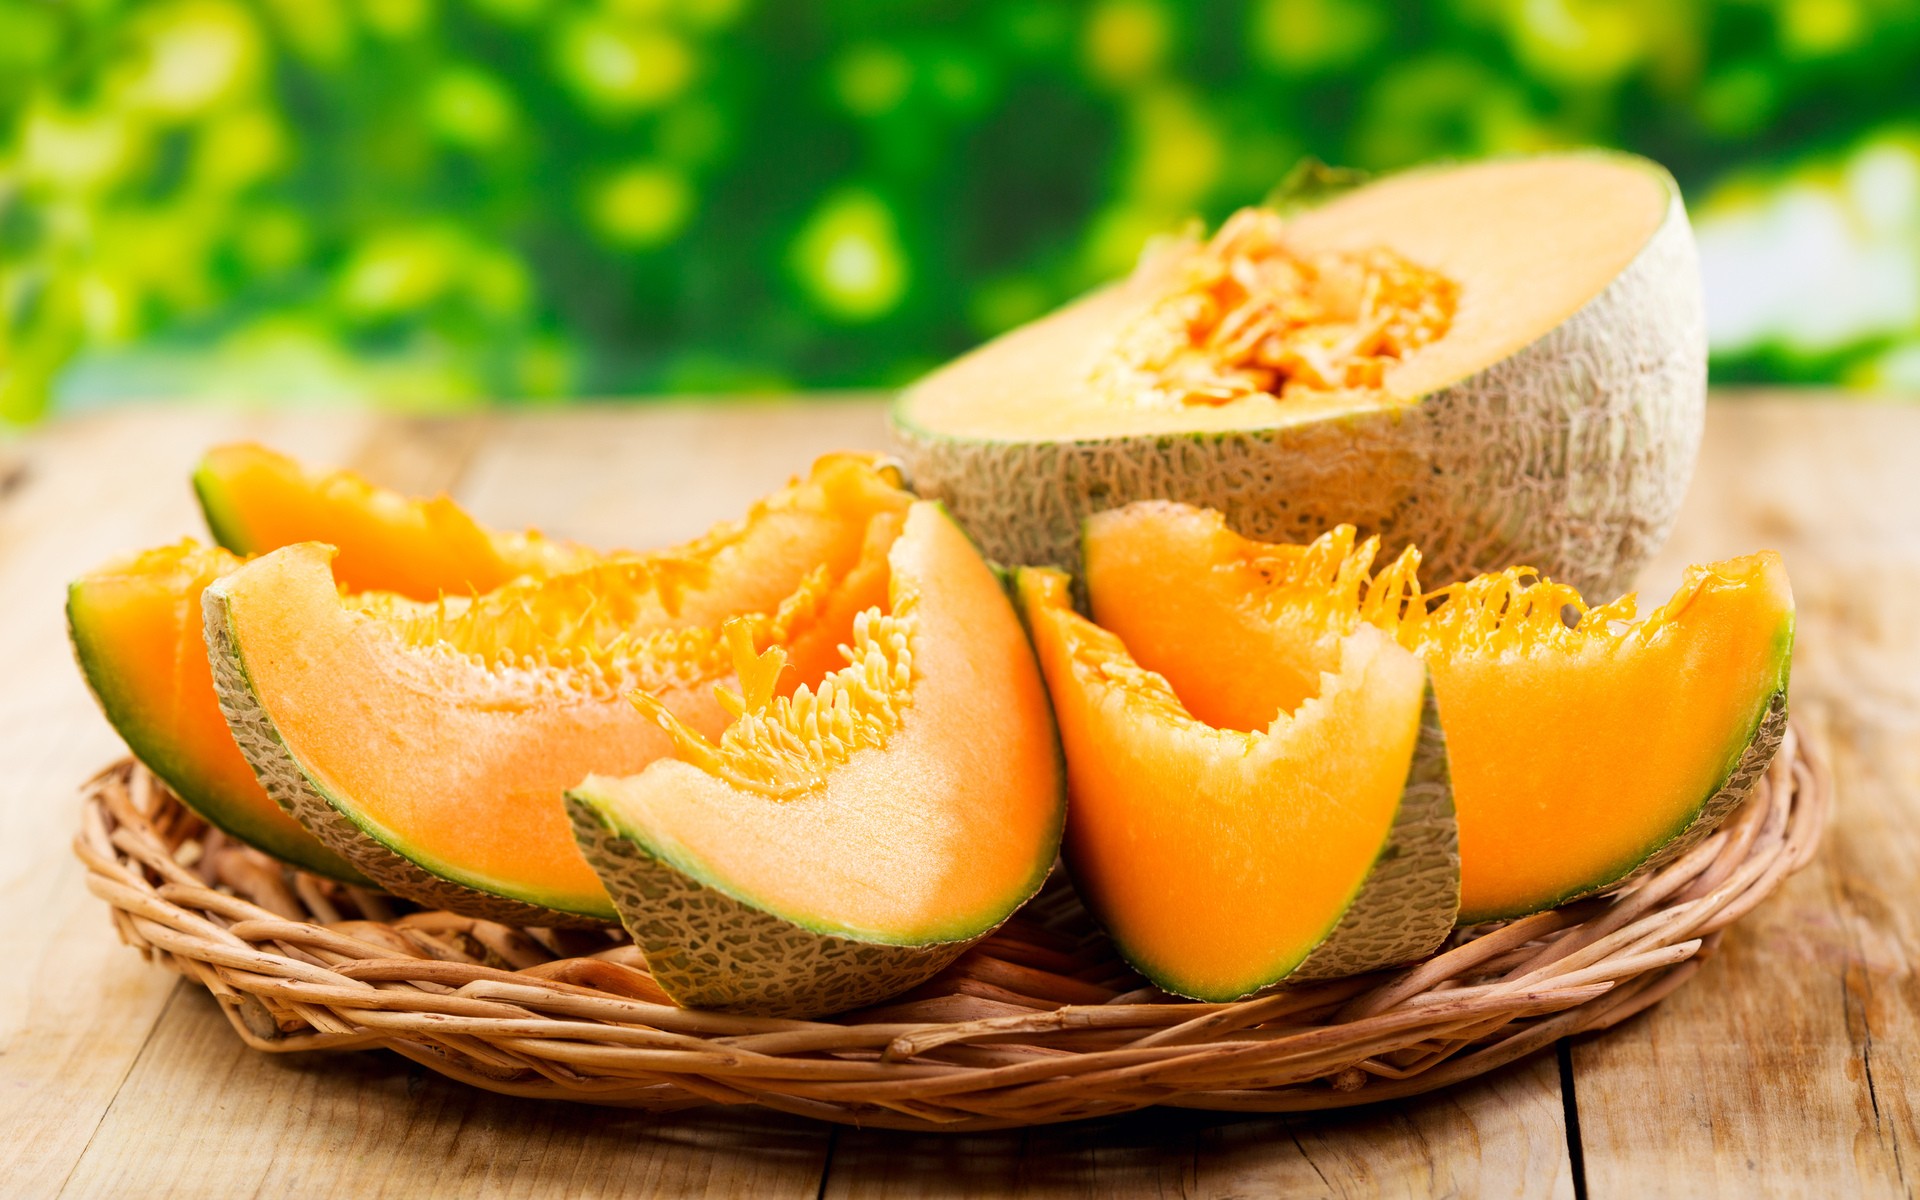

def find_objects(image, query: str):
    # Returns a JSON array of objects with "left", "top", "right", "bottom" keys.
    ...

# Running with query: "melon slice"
[
  {"left": 566, "top": 503, "right": 1064, "bottom": 1017},
  {"left": 70, "top": 446, "right": 645, "bottom": 880},
  {"left": 1084, "top": 502, "right": 1793, "bottom": 922},
  {"left": 893, "top": 152, "right": 1705, "bottom": 598},
  {"left": 1018, "top": 568, "right": 1455, "bottom": 1000},
  {"left": 205, "top": 455, "right": 913, "bottom": 926},
  {"left": 194, "top": 442, "right": 593, "bottom": 599},
  {"left": 68, "top": 541, "right": 367, "bottom": 882}
]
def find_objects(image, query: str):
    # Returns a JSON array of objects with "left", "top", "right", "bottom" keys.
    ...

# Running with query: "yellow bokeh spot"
[
  {"left": 194, "top": 107, "right": 286, "bottom": 190},
  {"left": 258, "top": 0, "right": 349, "bottom": 65},
  {"left": 234, "top": 206, "right": 310, "bottom": 274},
  {"left": 469, "top": 249, "right": 532, "bottom": 317},
  {"left": 427, "top": 66, "right": 518, "bottom": 148},
  {"left": 1781, "top": 0, "right": 1862, "bottom": 57},
  {"left": 20, "top": 105, "right": 135, "bottom": 191},
  {"left": 127, "top": 0, "right": 263, "bottom": 119},
  {"left": 358, "top": 0, "right": 433, "bottom": 39},
  {"left": 78, "top": 273, "right": 136, "bottom": 343},
  {"left": 789, "top": 190, "right": 909, "bottom": 322},
  {"left": 1512, "top": 0, "right": 1644, "bottom": 88},
  {"left": 1250, "top": 0, "right": 1384, "bottom": 73},
  {"left": 336, "top": 229, "right": 461, "bottom": 319},
  {"left": 1127, "top": 87, "right": 1223, "bottom": 207},
  {"left": 834, "top": 43, "right": 913, "bottom": 117},
  {"left": 1083, "top": 0, "right": 1170, "bottom": 89},
  {"left": 555, "top": 18, "right": 696, "bottom": 113},
  {"left": 588, "top": 163, "right": 696, "bottom": 248}
]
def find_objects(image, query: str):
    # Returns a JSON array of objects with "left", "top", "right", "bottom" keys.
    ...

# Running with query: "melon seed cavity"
[{"left": 1093, "top": 208, "right": 1459, "bottom": 408}]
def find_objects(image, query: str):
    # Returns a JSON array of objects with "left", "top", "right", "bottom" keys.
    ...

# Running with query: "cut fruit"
[
  {"left": 194, "top": 442, "right": 592, "bottom": 599},
  {"left": 1019, "top": 568, "right": 1456, "bottom": 1001},
  {"left": 1084, "top": 501, "right": 1793, "bottom": 923},
  {"left": 205, "top": 455, "right": 914, "bottom": 926},
  {"left": 70, "top": 447, "right": 630, "bottom": 880},
  {"left": 568, "top": 503, "right": 1065, "bottom": 1017},
  {"left": 894, "top": 152, "right": 1706, "bottom": 598},
  {"left": 67, "top": 541, "right": 368, "bottom": 882}
]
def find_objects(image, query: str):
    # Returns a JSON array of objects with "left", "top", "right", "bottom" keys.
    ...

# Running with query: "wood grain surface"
[{"left": 0, "top": 394, "right": 1910, "bottom": 1198}]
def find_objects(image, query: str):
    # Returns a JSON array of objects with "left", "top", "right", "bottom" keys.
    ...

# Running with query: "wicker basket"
[{"left": 75, "top": 721, "right": 1827, "bottom": 1132}]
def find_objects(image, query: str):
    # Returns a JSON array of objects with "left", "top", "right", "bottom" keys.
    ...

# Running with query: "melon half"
[{"left": 893, "top": 153, "right": 1705, "bottom": 598}]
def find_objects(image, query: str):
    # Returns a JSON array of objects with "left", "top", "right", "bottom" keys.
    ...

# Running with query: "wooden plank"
[
  {"left": 0, "top": 408, "right": 382, "bottom": 1196},
  {"left": 824, "top": 1055, "right": 1572, "bottom": 1199},
  {"left": 58, "top": 986, "right": 830, "bottom": 1200},
  {"left": 1574, "top": 398, "right": 1920, "bottom": 1198}
]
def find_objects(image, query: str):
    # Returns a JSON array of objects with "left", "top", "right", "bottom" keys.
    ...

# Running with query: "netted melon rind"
[
  {"left": 892, "top": 190, "right": 1705, "bottom": 601},
  {"left": 566, "top": 793, "right": 990, "bottom": 1018},
  {"left": 1290, "top": 681, "right": 1459, "bottom": 981},
  {"left": 203, "top": 586, "right": 615, "bottom": 929}
]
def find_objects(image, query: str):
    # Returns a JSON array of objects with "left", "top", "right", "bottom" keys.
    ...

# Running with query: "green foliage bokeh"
[{"left": 3, "top": 0, "right": 1918, "bottom": 422}]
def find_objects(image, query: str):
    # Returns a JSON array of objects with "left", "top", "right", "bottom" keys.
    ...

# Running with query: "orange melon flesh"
[
  {"left": 1020, "top": 568, "right": 1430, "bottom": 1000},
  {"left": 208, "top": 457, "right": 912, "bottom": 919},
  {"left": 1084, "top": 503, "right": 1795, "bottom": 922},
  {"left": 574, "top": 504, "right": 1065, "bottom": 945},
  {"left": 67, "top": 542, "right": 366, "bottom": 881},
  {"left": 194, "top": 442, "right": 591, "bottom": 599},
  {"left": 900, "top": 154, "right": 1671, "bottom": 441},
  {"left": 1431, "top": 554, "right": 1792, "bottom": 919}
]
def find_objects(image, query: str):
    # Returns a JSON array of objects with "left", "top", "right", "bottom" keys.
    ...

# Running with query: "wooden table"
[{"left": 2, "top": 393, "right": 1914, "bottom": 1197}]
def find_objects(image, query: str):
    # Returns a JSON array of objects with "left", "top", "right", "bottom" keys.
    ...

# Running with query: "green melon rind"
[
  {"left": 564, "top": 791, "right": 1019, "bottom": 1018},
  {"left": 1111, "top": 678, "right": 1457, "bottom": 1001},
  {"left": 66, "top": 586, "right": 372, "bottom": 885},
  {"left": 191, "top": 463, "right": 254, "bottom": 556},
  {"left": 201, "top": 582, "right": 617, "bottom": 928},
  {"left": 1290, "top": 681, "right": 1459, "bottom": 981},
  {"left": 1463, "top": 687, "right": 1790, "bottom": 926},
  {"left": 891, "top": 155, "right": 1705, "bottom": 600}
]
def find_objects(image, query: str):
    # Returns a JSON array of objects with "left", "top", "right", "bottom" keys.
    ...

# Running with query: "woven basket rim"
[{"left": 75, "top": 722, "right": 1828, "bottom": 1132}]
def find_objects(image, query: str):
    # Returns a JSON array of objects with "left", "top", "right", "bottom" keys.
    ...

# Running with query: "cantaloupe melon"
[
  {"left": 194, "top": 442, "right": 592, "bottom": 599},
  {"left": 566, "top": 503, "right": 1064, "bottom": 1017},
  {"left": 893, "top": 153, "right": 1705, "bottom": 598},
  {"left": 1018, "top": 568, "right": 1456, "bottom": 1001},
  {"left": 68, "top": 541, "right": 368, "bottom": 882},
  {"left": 1084, "top": 502, "right": 1792, "bottom": 923},
  {"left": 70, "top": 446, "right": 632, "bottom": 880},
  {"left": 205, "top": 455, "right": 914, "bottom": 926}
]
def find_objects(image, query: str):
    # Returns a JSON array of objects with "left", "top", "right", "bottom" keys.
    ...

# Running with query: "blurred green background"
[{"left": 3, "top": 0, "right": 1918, "bottom": 423}]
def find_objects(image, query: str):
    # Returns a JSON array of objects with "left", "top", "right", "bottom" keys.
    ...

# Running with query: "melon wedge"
[
  {"left": 1084, "top": 502, "right": 1793, "bottom": 923},
  {"left": 894, "top": 152, "right": 1705, "bottom": 598},
  {"left": 1019, "top": 568, "right": 1455, "bottom": 1000},
  {"left": 205, "top": 455, "right": 913, "bottom": 926},
  {"left": 194, "top": 442, "right": 592, "bottom": 599},
  {"left": 68, "top": 541, "right": 368, "bottom": 882},
  {"left": 70, "top": 445, "right": 646, "bottom": 880},
  {"left": 567, "top": 503, "right": 1064, "bottom": 1017}
]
